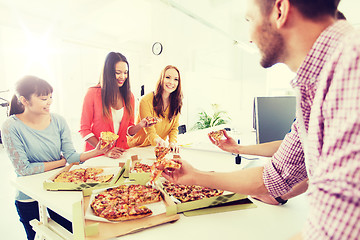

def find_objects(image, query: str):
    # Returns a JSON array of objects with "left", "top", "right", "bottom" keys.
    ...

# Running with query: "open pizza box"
[
  {"left": 43, "top": 162, "right": 125, "bottom": 191},
  {"left": 75, "top": 181, "right": 180, "bottom": 239},
  {"left": 125, "top": 153, "right": 254, "bottom": 215},
  {"left": 156, "top": 179, "right": 256, "bottom": 215},
  {"left": 127, "top": 155, "right": 152, "bottom": 183},
  {"left": 127, "top": 154, "right": 181, "bottom": 183}
]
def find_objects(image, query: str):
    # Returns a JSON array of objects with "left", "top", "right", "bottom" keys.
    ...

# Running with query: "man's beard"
[{"left": 259, "top": 22, "right": 285, "bottom": 68}]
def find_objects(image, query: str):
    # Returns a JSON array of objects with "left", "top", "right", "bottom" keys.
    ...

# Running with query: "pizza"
[
  {"left": 149, "top": 159, "right": 182, "bottom": 185},
  {"left": 162, "top": 181, "right": 224, "bottom": 203},
  {"left": 145, "top": 116, "right": 161, "bottom": 125},
  {"left": 132, "top": 162, "right": 152, "bottom": 173},
  {"left": 208, "top": 129, "right": 225, "bottom": 141},
  {"left": 90, "top": 184, "right": 162, "bottom": 221},
  {"left": 155, "top": 146, "right": 171, "bottom": 160},
  {"left": 100, "top": 131, "right": 119, "bottom": 149},
  {"left": 54, "top": 168, "right": 86, "bottom": 183},
  {"left": 147, "top": 146, "right": 179, "bottom": 184},
  {"left": 54, "top": 167, "right": 113, "bottom": 183}
]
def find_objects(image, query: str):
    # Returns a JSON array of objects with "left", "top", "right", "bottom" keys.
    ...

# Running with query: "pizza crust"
[
  {"left": 54, "top": 167, "right": 114, "bottom": 183},
  {"left": 145, "top": 116, "right": 161, "bottom": 125},
  {"left": 90, "top": 184, "right": 162, "bottom": 221},
  {"left": 208, "top": 130, "right": 224, "bottom": 141},
  {"left": 100, "top": 131, "right": 119, "bottom": 149}
]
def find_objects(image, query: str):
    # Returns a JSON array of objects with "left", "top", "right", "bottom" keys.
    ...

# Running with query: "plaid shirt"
[{"left": 263, "top": 20, "right": 360, "bottom": 239}]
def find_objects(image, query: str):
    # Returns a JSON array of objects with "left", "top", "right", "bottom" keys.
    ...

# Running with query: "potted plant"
[{"left": 191, "top": 104, "right": 230, "bottom": 130}]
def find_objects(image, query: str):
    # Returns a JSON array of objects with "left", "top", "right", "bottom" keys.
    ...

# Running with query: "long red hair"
[{"left": 153, "top": 65, "right": 183, "bottom": 121}]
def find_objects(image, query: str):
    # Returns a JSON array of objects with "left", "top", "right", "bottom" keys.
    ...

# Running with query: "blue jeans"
[{"left": 15, "top": 201, "right": 73, "bottom": 240}]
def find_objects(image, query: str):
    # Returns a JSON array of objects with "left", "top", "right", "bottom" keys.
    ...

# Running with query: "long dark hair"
[
  {"left": 153, "top": 65, "right": 183, "bottom": 121},
  {"left": 100, "top": 52, "right": 133, "bottom": 119},
  {"left": 9, "top": 76, "right": 53, "bottom": 116}
]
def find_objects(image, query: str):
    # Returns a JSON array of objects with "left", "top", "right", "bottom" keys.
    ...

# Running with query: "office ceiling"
[{"left": 0, "top": 0, "right": 358, "bottom": 48}]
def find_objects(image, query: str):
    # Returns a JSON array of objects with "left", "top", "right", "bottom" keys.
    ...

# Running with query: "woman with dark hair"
[
  {"left": 128, "top": 65, "right": 183, "bottom": 153},
  {"left": 80, "top": 52, "right": 149, "bottom": 158},
  {"left": 1, "top": 76, "right": 111, "bottom": 240}
]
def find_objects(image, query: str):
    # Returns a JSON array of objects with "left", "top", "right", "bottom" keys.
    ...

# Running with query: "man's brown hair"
[{"left": 258, "top": 0, "right": 340, "bottom": 19}]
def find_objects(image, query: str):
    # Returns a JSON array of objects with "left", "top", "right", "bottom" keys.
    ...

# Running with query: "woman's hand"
[
  {"left": 105, "top": 147, "right": 126, "bottom": 159},
  {"left": 59, "top": 156, "right": 67, "bottom": 167},
  {"left": 44, "top": 156, "right": 67, "bottom": 172},
  {"left": 139, "top": 118, "right": 157, "bottom": 128},
  {"left": 94, "top": 140, "right": 124, "bottom": 158},
  {"left": 169, "top": 142, "right": 180, "bottom": 153},
  {"left": 155, "top": 137, "right": 167, "bottom": 148}
]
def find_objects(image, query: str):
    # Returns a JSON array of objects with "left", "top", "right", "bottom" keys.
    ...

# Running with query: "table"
[{"left": 12, "top": 145, "right": 309, "bottom": 240}]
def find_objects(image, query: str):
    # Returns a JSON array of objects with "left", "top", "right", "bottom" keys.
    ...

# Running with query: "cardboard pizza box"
[
  {"left": 156, "top": 180, "right": 254, "bottom": 214},
  {"left": 127, "top": 154, "right": 181, "bottom": 183},
  {"left": 127, "top": 155, "right": 152, "bottom": 182},
  {"left": 81, "top": 182, "right": 180, "bottom": 239},
  {"left": 43, "top": 162, "right": 125, "bottom": 191}
]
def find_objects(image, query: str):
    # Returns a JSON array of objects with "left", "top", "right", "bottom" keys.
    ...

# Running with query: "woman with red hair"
[{"left": 128, "top": 65, "right": 183, "bottom": 152}]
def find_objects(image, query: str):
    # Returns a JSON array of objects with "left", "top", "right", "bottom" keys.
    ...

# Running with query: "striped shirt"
[{"left": 263, "top": 20, "right": 360, "bottom": 239}]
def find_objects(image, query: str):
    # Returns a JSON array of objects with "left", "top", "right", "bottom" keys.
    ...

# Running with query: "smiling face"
[
  {"left": 162, "top": 68, "right": 179, "bottom": 95},
  {"left": 25, "top": 93, "right": 53, "bottom": 115},
  {"left": 115, "top": 61, "right": 128, "bottom": 87},
  {"left": 245, "top": 0, "right": 285, "bottom": 68}
]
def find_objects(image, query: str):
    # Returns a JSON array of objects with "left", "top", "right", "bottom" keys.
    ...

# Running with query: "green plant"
[{"left": 191, "top": 104, "right": 230, "bottom": 130}]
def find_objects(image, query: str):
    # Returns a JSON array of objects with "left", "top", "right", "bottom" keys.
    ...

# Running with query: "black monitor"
[{"left": 253, "top": 96, "right": 296, "bottom": 144}]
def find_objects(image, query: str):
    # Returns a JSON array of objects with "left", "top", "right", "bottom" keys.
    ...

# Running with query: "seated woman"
[
  {"left": 1, "top": 76, "right": 111, "bottom": 240},
  {"left": 80, "top": 52, "right": 150, "bottom": 158},
  {"left": 128, "top": 65, "right": 183, "bottom": 153}
]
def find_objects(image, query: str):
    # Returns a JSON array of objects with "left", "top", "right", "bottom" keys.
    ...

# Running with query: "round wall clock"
[{"left": 152, "top": 42, "right": 163, "bottom": 55}]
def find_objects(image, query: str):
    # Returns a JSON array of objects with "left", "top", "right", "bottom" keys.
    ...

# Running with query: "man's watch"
[{"left": 275, "top": 196, "right": 288, "bottom": 205}]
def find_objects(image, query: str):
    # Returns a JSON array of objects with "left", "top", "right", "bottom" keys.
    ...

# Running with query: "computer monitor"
[{"left": 254, "top": 96, "right": 296, "bottom": 144}]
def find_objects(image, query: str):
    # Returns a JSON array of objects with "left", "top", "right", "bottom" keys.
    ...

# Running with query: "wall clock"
[{"left": 152, "top": 42, "right": 163, "bottom": 55}]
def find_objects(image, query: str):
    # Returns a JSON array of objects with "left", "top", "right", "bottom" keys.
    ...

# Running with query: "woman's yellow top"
[{"left": 127, "top": 92, "right": 179, "bottom": 147}]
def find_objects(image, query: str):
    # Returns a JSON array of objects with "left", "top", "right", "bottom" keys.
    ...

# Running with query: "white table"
[{"left": 12, "top": 145, "right": 309, "bottom": 240}]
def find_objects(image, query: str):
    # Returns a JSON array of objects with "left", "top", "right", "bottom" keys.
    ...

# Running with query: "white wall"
[{"left": 0, "top": 0, "right": 308, "bottom": 137}]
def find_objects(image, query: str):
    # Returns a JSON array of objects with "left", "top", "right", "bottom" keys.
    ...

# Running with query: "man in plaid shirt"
[{"left": 163, "top": 0, "right": 359, "bottom": 239}]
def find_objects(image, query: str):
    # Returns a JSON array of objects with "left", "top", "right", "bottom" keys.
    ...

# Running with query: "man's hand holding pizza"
[
  {"left": 162, "top": 159, "right": 198, "bottom": 186},
  {"left": 208, "top": 130, "right": 240, "bottom": 154}
]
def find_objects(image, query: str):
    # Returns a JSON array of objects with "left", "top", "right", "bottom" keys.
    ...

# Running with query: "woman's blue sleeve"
[{"left": 1, "top": 119, "right": 44, "bottom": 176}]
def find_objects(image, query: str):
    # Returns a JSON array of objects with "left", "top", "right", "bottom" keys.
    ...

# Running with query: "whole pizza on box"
[
  {"left": 86, "top": 184, "right": 167, "bottom": 222},
  {"left": 161, "top": 181, "right": 224, "bottom": 203},
  {"left": 54, "top": 167, "right": 114, "bottom": 183},
  {"left": 44, "top": 164, "right": 123, "bottom": 191}
]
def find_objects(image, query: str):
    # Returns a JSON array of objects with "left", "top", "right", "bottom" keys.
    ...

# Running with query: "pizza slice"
[
  {"left": 86, "top": 174, "right": 114, "bottom": 183},
  {"left": 145, "top": 116, "right": 161, "bottom": 125},
  {"left": 54, "top": 171, "right": 72, "bottom": 182},
  {"left": 100, "top": 131, "right": 119, "bottom": 149},
  {"left": 133, "top": 162, "right": 152, "bottom": 173},
  {"left": 85, "top": 167, "right": 104, "bottom": 180},
  {"left": 162, "top": 159, "right": 182, "bottom": 170},
  {"left": 148, "top": 159, "right": 182, "bottom": 184},
  {"left": 127, "top": 205, "right": 153, "bottom": 220},
  {"left": 70, "top": 168, "right": 86, "bottom": 182},
  {"left": 154, "top": 146, "right": 171, "bottom": 160},
  {"left": 208, "top": 129, "right": 225, "bottom": 141}
]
